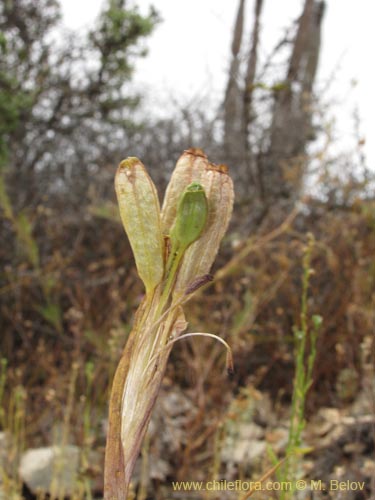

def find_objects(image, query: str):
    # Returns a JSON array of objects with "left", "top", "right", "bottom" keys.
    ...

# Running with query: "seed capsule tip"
[
  {"left": 119, "top": 157, "right": 140, "bottom": 170},
  {"left": 207, "top": 163, "right": 229, "bottom": 174},
  {"left": 184, "top": 148, "right": 207, "bottom": 159}
]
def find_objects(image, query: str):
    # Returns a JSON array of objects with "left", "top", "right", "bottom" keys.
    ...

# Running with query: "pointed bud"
[{"left": 115, "top": 158, "right": 164, "bottom": 294}]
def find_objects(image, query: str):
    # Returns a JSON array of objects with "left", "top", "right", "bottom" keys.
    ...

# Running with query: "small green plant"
[
  {"left": 276, "top": 233, "right": 322, "bottom": 498},
  {"left": 104, "top": 149, "right": 234, "bottom": 499}
]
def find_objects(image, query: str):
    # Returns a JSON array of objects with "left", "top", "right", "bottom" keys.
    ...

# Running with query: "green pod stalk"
[{"left": 115, "top": 157, "right": 164, "bottom": 295}]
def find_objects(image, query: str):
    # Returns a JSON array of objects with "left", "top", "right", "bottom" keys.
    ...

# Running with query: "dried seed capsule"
[
  {"left": 161, "top": 149, "right": 208, "bottom": 234},
  {"left": 173, "top": 164, "right": 234, "bottom": 295},
  {"left": 115, "top": 157, "right": 164, "bottom": 295}
]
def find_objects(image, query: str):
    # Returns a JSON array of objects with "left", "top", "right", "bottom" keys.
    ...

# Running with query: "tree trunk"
[
  {"left": 243, "top": 0, "right": 264, "bottom": 197},
  {"left": 259, "top": 0, "right": 325, "bottom": 221},
  {"left": 223, "top": 0, "right": 246, "bottom": 168},
  {"left": 223, "top": 0, "right": 325, "bottom": 226}
]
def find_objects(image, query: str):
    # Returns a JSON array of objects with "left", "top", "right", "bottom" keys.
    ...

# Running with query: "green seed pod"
[
  {"left": 170, "top": 182, "right": 208, "bottom": 251},
  {"left": 115, "top": 157, "right": 164, "bottom": 295}
]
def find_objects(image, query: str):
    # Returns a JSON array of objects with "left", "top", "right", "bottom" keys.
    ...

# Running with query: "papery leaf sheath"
[{"left": 115, "top": 157, "right": 164, "bottom": 294}]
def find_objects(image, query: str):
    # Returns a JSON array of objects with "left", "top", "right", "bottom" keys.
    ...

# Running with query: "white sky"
[{"left": 61, "top": 0, "right": 375, "bottom": 169}]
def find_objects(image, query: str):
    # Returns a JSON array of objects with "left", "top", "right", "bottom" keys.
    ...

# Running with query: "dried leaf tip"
[{"left": 185, "top": 274, "right": 214, "bottom": 295}]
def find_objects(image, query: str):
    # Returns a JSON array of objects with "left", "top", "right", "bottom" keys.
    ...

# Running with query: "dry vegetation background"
[{"left": 0, "top": 0, "right": 374, "bottom": 498}]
